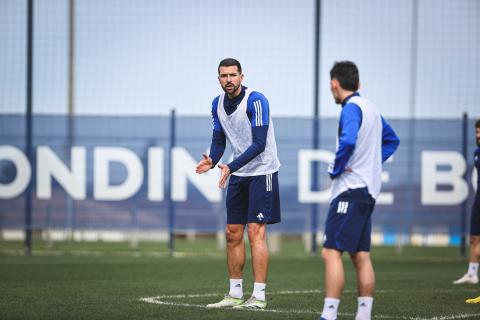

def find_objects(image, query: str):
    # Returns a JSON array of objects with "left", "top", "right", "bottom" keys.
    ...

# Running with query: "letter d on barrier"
[{"left": 298, "top": 149, "right": 334, "bottom": 203}]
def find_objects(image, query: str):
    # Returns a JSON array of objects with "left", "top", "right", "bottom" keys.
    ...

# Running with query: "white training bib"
[
  {"left": 331, "top": 95, "right": 383, "bottom": 201},
  {"left": 216, "top": 88, "right": 280, "bottom": 176}
]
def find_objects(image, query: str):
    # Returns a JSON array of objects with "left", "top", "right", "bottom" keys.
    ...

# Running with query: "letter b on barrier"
[{"left": 421, "top": 151, "right": 468, "bottom": 205}]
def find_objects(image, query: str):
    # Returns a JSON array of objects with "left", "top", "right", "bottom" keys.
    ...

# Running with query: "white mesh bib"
[
  {"left": 331, "top": 95, "right": 383, "bottom": 201},
  {"left": 216, "top": 88, "right": 280, "bottom": 176}
]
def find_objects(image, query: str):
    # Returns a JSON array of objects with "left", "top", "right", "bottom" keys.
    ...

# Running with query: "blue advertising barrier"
[{"left": 0, "top": 114, "right": 478, "bottom": 244}]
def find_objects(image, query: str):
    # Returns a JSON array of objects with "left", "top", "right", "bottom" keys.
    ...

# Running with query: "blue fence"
[{"left": 0, "top": 114, "right": 478, "bottom": 242}]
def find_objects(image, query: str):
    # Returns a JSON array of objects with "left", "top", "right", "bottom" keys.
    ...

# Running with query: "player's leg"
[
  {"left": 233, "top": 222, "right": 269, "bottom": 310},
  {"left": 206, "top": 176, "right": 247, "bottom": 308},
  {"left": 321, "top": 187, "right": 374, "bottom": 320},
  {"left": 454, "top": 240, "right": 480, "bottom": 284},
  {"left": 323, "top": 248, "right": 345, "bottom": 297},
  {"left": 226, "top": 224, "right": 246, "bottom": 284},
  {"left": 246, "top": 173, "right": 272, "bottom": 291},
  {"left": 248, "top": 222, "right": 268, "bottom": 283},
  {"left": 248, "top": 223, "right": 269, "bottom": 307},
  {"left": 350, "top": 251, "right": 375, "bottom": 320},
  {"left": 470, "top": 235, "right": 480, "bottom": 264},
  {"left": 225, "top": 175, "right": 249, "bottom": 297},
  {"left": 351, "top": 252, "right": 375, "bottom": 296},
  {"left": 234, "top": 172, "right": 280, "bottom": 310},
  {"left": 454, "top": 199, "right": 480, "bottom": 284},
  {"left": 468, "top": 198, "right": 480, "bottom": 279},
  {"left": 320, "top": 195, "right": 346, "bottom": 320},
  {"left": 348, "top": 189, "right": 375, "bottom": 320},
  {"left": 320, "top": 248, "right": 343, "bottom": 320},
  {"left": 454, "top": 235, "right": 480, "bottom": 284},
  {"left": 206, "top": 224, "right": 246, "bottom": 308}
]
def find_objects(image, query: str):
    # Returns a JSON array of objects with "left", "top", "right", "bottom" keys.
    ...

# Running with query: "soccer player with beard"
[{"left": 196, "top": 58, "right": 281, "bottom": 310}]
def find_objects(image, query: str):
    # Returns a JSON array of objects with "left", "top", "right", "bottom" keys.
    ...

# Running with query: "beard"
[
  {"left": 331, "top": 90, "right": 342, "bottom": 104},
  {"left": 333, "top": 94, "right": 342, "bottom": 104},
  {"left": 223, "top": 83, "right": 240, "bottom": 95},
  {"left": 477, "top": 137, "right": 480, "bottom": 147}
]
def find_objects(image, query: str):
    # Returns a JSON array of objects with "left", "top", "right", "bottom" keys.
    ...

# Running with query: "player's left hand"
[{"left": 217, "top": 163, "right": 231, "bottom": 189}]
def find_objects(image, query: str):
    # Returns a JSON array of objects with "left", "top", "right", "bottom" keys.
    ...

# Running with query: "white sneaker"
[
  {"left": 453, "top": 273, "right": 479, "bottom": 284},
  {"left": 232, "top": 296, "right": 267, "bottom": 310},
  {"left": 206, "top": 295, "right": 244, "bottom": 308}
]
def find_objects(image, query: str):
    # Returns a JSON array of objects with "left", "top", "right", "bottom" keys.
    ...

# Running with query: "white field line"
[
  {"left": 139, "top": 297, "right": 325, "bottom": 316},
  {"left": 416, "top": 315, "right": 480, "bottom": 320},
  {"left": 141, "top": 289, "right": 389, "bottom": 299},
  {"left": 139, "top": 289, "right": 480, "bottom": 320}
]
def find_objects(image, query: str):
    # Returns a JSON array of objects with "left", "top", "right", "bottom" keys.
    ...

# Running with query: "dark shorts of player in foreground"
[
  {"left": 226, "top": 172, "right": 281, "bottom": 225},
  {"left": 470, "top": 196, "right": 480, "bottom": 235},
  {"left": 323, "top": 187, "right": 375, "bottom": 253}
]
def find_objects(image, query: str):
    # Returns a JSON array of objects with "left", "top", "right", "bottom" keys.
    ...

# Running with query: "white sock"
[
  {"left": 355, "top": 296, "right": 373, "bottom": 320},
  {"left": 468, "top": 262, "right": 479, "bottom": 276},
  {"left": 252, "top": 282, "right": 266, "bottom": 301},
  {"left": 321, "top": 297, "right": 340, "bottom": 320},
  {"left": 229, "top": 279, "right": 243, "bottom": 299}
]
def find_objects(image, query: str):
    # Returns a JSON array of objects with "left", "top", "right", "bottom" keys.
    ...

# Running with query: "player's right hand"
[{"left": 195, "top": 154, "right": 213, "bottom": 174}]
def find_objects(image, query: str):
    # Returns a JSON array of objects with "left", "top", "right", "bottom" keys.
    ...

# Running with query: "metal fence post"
[
  {"left": 24, "top": 0, "right": 34, "bottom": 256},
  {"left": 461, "top": 112, "right": 468, "bottom": 257},
  {"left": 310, "top": 0, "right": 322, "bottom": 256},
  {"left": 168, "top": 109, "right": 176, "bottom": 256}
]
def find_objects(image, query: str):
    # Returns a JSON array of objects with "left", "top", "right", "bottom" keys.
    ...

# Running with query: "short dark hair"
[
  {"left": 476, "top": 119, "right": 480, "bottom": 128},
  {"left": 330, "top": 61, "right": 359, "bottom": 91},
  {"left": 218, "top": 58, "right": 242, "bottom": 74}
]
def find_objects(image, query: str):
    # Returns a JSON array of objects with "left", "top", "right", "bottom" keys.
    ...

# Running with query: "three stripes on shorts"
[
  {"left": 266, "top": 173, "right": 272, "bottom": 192},
  {"left": 337, "top": 201, "right": 349, "bottom": 214}
]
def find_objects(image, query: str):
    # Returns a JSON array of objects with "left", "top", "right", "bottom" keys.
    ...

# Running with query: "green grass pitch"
[{"left": 1, "top": 238, "right": 480, "bottom": 319}]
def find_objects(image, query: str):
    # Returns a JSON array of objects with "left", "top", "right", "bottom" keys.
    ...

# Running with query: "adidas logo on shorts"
[{"left": 257, "top": 213, "right": 264, "bottom": 220}]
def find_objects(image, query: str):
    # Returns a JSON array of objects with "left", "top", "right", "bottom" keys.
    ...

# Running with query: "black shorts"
[
  {"left": 470, "top": 196, "right": 480, "bottom": 236},
  {"left": 323, "top": 187, "right": 376, "bottom": 253},
  {"left": 226, "top": 172, "right": 281, "bottom": 225}
]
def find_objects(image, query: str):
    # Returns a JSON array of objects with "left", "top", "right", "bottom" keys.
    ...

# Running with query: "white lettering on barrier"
[
  {"left": 0, "top": 145, "right": 31, "bottom": 199},
  {"left": 421, "top": 151, "right": 468, "bottom": 205},
  {"left": 172, "top": 147, "right": 221, "bottom": 202},
  {"left": 0, "top": 146, "right": 477, "bottom": 204},
  {"left": 93, "top": 147, "right": 143, "bottom": 200},
  {"left": 298, "top": 149, "right": 334, "bottom": 203},
  {"left": 37, "top": 146, "right": 86, "bottom": 199},
  {"left": 377, "top": 156, "right": 394, "bottom": 205},
  {"left": 148, "top": 147, "right": 164, "bottom": 201}
]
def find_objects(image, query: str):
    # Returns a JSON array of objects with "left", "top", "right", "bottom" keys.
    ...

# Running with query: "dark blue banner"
[{"left": 0, "top": 115, "right": 478, "bottom": 244}]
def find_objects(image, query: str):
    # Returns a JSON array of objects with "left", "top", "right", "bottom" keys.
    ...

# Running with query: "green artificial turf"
[{"left": 1, "top": 239, "right": 479, "bottom": 319}]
